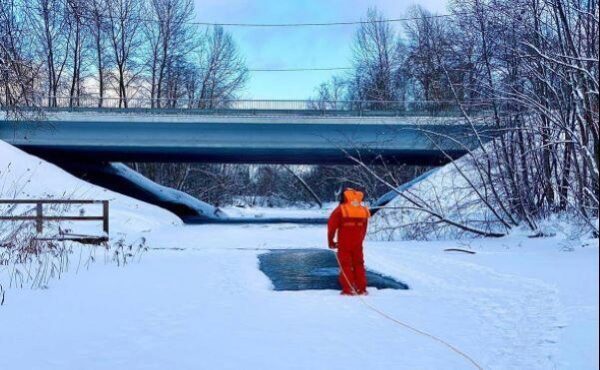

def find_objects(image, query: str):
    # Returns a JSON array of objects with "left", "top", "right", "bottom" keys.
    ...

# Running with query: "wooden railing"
[{"left": 0, "top": 199, "right": 109, "bottom": 243}]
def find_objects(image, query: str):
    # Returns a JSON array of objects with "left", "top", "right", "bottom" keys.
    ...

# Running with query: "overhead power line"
[
  {"left": 245, "top": 47, "right": 535, "bottom": 72},
  {"left": 186, "top": 12, "right": 471, "bottom": 27},
  {"left": 248, "top": 67, "right": 353, "bottom": 72},
  {"left": 13, "top": 2, "right": 524, "bottom": 29}
]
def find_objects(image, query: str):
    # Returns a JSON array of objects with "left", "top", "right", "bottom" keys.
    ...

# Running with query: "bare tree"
[
  {"left": 30, "top": 0, "right": 72, "bottom": 107},
  {"left": 0, "top": 0, "right": 38, "bottom": 110},
  {"left": 314, "top": 1, "right": 598, "bottom": 238},
  {"left": 403, "top": 6, "right": 454, "bottom": 102},
  {"left": 190, "top": 26, "right": 248, "bottom": 108},
  {"left": 309, "top": 75, "right": 347, "bottom": 110},
  {"left": 144, "top": 0, "right": 197, "bottom": 108},
  {"left": 86, "top": 0, "right": 108, "bottom": 107},
  {"left": 66, "top": 0, "right": 86, "bottom": 107},
  {"left": 347, "top": 7, "right": 406, "bottom": 109},
  {"left": 105, "top": 0, "right": 143, "bottom": 107}
]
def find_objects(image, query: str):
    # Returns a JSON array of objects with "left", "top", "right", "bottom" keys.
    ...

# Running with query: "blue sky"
[{"left": 193, "top": 0, "right": 447, "bottom": 99}]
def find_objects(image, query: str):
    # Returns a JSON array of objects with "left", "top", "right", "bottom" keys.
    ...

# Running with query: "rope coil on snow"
[{"left": 333, "top": 251, "right": 484, "bottom": 370}]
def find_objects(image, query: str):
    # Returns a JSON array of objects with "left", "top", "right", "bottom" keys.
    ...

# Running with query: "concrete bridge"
[
  {"left": 0, "top": 111, "right": 486, "bottom": 165},
  {"left": 1, "top": 103, "right": 493, "bottom": 223}
]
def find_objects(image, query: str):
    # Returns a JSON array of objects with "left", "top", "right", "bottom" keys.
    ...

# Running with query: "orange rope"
[{"left": 333, "top": 250, "right": 484, "bottom": 370}]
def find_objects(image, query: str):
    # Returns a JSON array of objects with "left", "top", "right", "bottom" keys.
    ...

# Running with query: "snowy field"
[{"left": 1, "top": 140, "right": 598, "bottom": 370}]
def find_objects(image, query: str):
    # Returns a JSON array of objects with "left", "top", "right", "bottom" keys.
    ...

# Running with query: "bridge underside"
[{"left": 21, "top": 146, "right": 465, "bottom": 166}]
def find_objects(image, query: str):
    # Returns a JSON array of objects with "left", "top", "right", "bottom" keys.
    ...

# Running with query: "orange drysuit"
[{"left": 327, "top": 189, "right": 370, "bottom": 295}]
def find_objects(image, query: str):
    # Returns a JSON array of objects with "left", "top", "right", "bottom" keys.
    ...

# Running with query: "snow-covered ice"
[{"left": 1, "top": 223, "right": 597, "bottom": 370}]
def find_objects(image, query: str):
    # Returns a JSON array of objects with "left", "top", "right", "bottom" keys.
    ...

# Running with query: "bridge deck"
[{"left": 1, "top": 112, "right": 489, "bottom": 165}]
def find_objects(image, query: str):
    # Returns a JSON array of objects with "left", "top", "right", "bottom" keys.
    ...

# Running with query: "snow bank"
[
  {"left": 368, "top": 153, "right": 499, "bottom": 240},
  {"left": 0, "top": 140, "right": 181, "bottom": 239},
  {"left": 369, "top": 149, "right": 599, "bottom": 241}
]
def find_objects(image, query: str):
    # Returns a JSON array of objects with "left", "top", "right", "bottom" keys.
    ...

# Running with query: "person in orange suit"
[{"left": 327, "top": 188, "right": 370, "bottom": 295}]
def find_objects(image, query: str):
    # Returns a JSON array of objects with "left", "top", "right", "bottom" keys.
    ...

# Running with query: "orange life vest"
[{"left": 340, "top": 189, "right": 370, "bottom": 226}]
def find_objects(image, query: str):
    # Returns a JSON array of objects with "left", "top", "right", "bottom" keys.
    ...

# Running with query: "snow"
[
  {"left": 372, "top": 168, "right": 438, "bottom": 209},
  {"left": 369, "top": 153, "right": 505, "bottom": 241},
  {"left": 221, "top": 203, "right": 334, "bottom": 219},
  {"left": 0, "top": 140, "right": 181, "bottom": 238},
  {"left": 1, "top": 224, "right": 597, "bottom": 370},
  {"left": 369, "top": 146, "right": 598, "bottom": 241},
  {"left": 1, "top": 140, "right": 598, "bottom": 370}
]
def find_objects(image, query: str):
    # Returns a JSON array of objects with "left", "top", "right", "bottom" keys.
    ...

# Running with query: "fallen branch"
[
  {"left": 281, "top": 165, "right": 323, "bottom": 208},
  {"left": 444, "top": 248, "right": 476, "bottom": 254}
]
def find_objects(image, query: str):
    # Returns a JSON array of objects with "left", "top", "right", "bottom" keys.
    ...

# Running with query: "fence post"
[
  {"left": 102, "top": 201, "right": 109, "bottom": 236},
  {"left": 36, "top": 202, "right": 43, "bottom": 233}
]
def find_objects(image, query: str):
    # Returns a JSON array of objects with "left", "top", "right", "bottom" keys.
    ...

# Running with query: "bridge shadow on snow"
[{"left": 258, "top": 249, "right": 408, "bottom": 291}]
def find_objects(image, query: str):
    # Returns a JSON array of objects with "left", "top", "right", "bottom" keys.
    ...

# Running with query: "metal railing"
[
  {"left": 7, "top": 95, "right": 494, "bottom": 117},
  {"left": 0, "top": 199, "right": 109, "bottom": 244}
]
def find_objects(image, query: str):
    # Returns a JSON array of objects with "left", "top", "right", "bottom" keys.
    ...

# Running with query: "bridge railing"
[{"left": 8, "top": 95, "right": 495, "bottom": 117}]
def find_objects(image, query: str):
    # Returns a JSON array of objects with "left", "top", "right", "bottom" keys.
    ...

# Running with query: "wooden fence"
[{"left": 0, "top": 199, "right": 109, "bottom": 243}]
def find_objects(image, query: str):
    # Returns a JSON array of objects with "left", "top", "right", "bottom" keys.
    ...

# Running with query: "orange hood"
[
  {"left": 343, "top": 189, "right": 364, "bottom": 204},
  {"left": 341, "top": 189, "right": 370, "bottom": 219}
]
